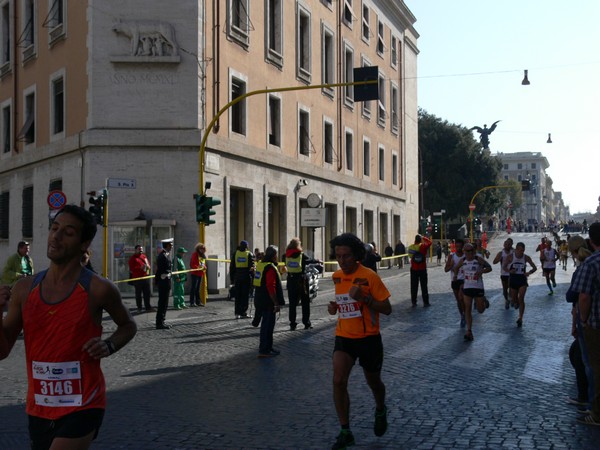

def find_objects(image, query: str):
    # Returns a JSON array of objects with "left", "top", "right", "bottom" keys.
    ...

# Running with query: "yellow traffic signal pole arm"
[
  {"left": 469, "top": 184, "right": 512, "bottom": 242},
  {"left": 198, "top": 78, "right": 378, "bottom": 242}
]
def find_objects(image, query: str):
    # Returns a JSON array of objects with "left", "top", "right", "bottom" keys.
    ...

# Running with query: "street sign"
[
  {"left": 47, "top": 190, "right": 67, "bottom": 210},
  {"left": 301, "top": 208, "right": 326, "bottom": 227},
  {"left": 433, "top": 211, "right": 442, "bottom": 216},
  {"left": 469, "top": 204, "right": 476, "bottom": 211},
  {"left": 107, "top": 178, "right": 136, "bottom": 189}
]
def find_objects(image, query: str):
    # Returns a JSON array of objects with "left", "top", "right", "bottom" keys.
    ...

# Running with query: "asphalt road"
[{"left": 1, "top": 231, "right": 599, "bottom": 449}]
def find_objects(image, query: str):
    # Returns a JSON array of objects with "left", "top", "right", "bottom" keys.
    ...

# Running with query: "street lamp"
[{"left": 294, "top": 178, "right": 308, "bottom": 235}]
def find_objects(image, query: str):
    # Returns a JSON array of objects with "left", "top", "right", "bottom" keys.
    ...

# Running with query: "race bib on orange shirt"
[
  {"left": 32, "top": 361, "right": 83, "bottom": 407},
  {"left": 335, "top": 294, "right": 362, "bottom": 319}
]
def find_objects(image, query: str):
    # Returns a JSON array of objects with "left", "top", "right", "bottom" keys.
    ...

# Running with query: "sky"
[{"left": 403, "top": 0, "right": 599, "bottom": 214}]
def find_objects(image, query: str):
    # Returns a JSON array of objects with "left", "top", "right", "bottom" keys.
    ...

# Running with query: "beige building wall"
[
  {"left": 203, "top": 0, "right": 419, "bottom": 259},
  {"left": 0, "top": 0, "right": 419, "bottom": 283}
]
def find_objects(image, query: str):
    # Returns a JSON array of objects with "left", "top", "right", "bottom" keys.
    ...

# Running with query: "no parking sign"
[{"left": 47, "top": 190, "right": 67, "bottom": 210}]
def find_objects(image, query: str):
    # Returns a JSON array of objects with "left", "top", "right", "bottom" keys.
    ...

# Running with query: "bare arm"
[
  {"left": 349, "top": 285, "right": 392, "bottom": 315},
  {"left": 477, "top": 256, "right": 492, "bottom": 275},
  {"left": 493, "top": 251, "right": 503, "bottom": 265},
  {"left": 0, "top": 279, "right": 31, "bottom": 359},
  {"left": 82, "top": 276, "right": 137, "bottom": 360},
  {"left": 444, "top": 256, "right": 454, "bottom": 272},
  {"left": 525, "top": 255, "right": 537, "bottom": 276}
]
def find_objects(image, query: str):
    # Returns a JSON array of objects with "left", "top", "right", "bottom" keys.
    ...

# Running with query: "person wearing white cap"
[{"left": 155, "top": 238, "right": 174, "bottom": 329}]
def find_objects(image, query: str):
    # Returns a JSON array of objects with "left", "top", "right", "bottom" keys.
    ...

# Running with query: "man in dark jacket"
[
  {"left": 394, "top": 240, "right": 406, "bottom": 269},
  {"left": 155, "top": 238, "right": 174, "bottom": 329},
  {"left": 229, "top": 240, "right": 255, "bottom": 319},
  {"left": 284, "top": 237, "right": 320, "bottom": 330}
]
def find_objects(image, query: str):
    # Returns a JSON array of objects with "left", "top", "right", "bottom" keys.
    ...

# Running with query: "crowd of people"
[{"left": 2, "top": 204, "right": 599, "bottom": 448}]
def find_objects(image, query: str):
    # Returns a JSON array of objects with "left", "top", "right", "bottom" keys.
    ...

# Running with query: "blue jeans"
[
  {"left": 259, "top": 309, "right": 276, "bottom": 354},
  {"left": 190, "top": 276, "right": 201, "bottom": 305}
]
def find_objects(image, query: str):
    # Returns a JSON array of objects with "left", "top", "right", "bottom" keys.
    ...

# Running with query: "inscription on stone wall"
[{"left": 110, "top": 73, "right": 177, "bottom": 85}]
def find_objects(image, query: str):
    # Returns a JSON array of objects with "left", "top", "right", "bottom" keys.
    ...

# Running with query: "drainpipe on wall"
[
  {"left": 336, "top": 0, "right": 342, "bottom": 172},
  {"left": 12, "top": 4, "right": 18, "bottom": 153},
  {"left": 212, "top": 0, "right": 221, "bottom": 133}
]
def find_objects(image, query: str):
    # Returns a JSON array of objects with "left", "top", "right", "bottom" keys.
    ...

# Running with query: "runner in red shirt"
[{"left": 0, "top": 205, "right": 136, "bottom": 449}]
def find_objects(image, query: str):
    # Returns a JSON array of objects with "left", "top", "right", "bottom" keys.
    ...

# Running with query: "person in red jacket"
[
  {"left": 408, "top": 234, "right": 432, "bottom": 307},
  {"left": 0, "top": 204, "right": 137, "bottom": 449},
  {"left": 189, "top": 243, "right": 207, "bottom": 307},
  {"left": 128, "top": 244, "right": 154, "bottom": 312}
]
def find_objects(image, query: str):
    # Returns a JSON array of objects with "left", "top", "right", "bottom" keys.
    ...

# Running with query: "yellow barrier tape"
[{"left": 114, "top": 254, "right": 410, "bottom": 284}]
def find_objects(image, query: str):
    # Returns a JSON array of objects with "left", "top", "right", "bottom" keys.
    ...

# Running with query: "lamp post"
[{"left": 294, "top": 178, "right": 308, "bottom": 236}]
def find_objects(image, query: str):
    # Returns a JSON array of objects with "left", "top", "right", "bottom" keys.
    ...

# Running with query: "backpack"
[{"left": 412, "top": 252, "right": 424, "bottom": 264}]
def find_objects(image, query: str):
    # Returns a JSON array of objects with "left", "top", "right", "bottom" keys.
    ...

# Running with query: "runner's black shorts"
[
  {"left": 543, "top": 267, "right": 555, "bottom": 274},
  {"left": 509, "top": 274, "right": 528, "bottom": 290},
  {"left": 463, "top": 288, "right": 485, "bottom": 298},
  {"left": 334, "top": 334, "right": 383, "bottom": 373},
  {"left": 28, "top": 408, "right": 104, "bottom": 450},
  {"left": 451, "top": 280, "right": 464, "bottom": 291}
]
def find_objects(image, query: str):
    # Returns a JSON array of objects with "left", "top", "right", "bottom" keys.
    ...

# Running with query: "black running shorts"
[
  {"left": 28, "top": 408, "right": 104, "bottom": 450},
  {"left": 334, "top": 334, "right": 384, "bottom": 373}
]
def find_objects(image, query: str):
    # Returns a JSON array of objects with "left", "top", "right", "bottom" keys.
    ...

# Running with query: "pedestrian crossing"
[{"left": 381, "top": 320, "right": 570, "bottom": 385}]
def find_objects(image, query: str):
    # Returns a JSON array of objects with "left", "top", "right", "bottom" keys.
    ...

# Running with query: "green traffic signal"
[
  {"left": 89, "top": 190, "right": 106, "bottom": 226},
  {"left": 203, "top": 196, "right": 221, "bottom": 226},
  {"left": 195, "top": 194, "right": 221, "bottom": 225},
  {"left": 195, "top": 194, "right": 205, "bottom": 223}
]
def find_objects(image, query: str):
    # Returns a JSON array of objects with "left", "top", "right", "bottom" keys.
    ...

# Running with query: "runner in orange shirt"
[{"left": 327, "top": 233, "right": 392, "bottom": 449}]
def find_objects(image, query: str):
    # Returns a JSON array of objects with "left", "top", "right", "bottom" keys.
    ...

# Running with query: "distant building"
[{"left": 496, "top": 151, "right": 567, "bottom": 230}]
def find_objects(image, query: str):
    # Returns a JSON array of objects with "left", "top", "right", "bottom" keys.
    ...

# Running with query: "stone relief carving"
[{"left": 112, "top": 20, "right": 180, "bottom": 57}]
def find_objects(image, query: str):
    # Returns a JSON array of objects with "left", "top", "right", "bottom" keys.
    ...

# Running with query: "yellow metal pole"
[
  {"left": 198, "top": 79, "right": 378, "bottom": 243},
  {"left": 103, "top": 189, "right": 108, "bottom": 278}
]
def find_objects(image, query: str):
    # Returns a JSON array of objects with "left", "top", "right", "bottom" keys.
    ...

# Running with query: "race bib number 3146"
[{"left": 32, "top": 361, "right": 83, "bottom": 407}]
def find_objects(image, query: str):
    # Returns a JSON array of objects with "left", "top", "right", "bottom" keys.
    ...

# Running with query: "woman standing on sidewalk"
[{"left": 189, "top": 243, "right": 208, "bottom": 307}]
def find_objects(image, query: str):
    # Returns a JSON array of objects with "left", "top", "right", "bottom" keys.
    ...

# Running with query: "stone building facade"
[{"left": 0, "top": 0, "right": 419, "bottom": 288}]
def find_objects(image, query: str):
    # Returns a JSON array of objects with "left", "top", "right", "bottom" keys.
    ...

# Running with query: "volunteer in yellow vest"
[
  {"left": 255, "top": 246, "right": 285, "bottom": 357},
  {"left": 284, "top": 237, "right": 321, "bottom": 331},
  {"left": 229, "top": 240, "right": 255, "bottom": 319},
  {"left": 327, "top": 233, "right": 392, "bottom": 450},
  {"left": 251, "top": 258, "right": 270, "bottom": 327}
]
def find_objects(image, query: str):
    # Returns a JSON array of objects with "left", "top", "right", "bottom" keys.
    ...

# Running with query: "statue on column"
[{"left": 470, "top": 120, "right": 501, "bottom": 149}]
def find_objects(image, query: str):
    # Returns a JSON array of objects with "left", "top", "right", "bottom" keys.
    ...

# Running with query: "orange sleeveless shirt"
[{"left": 24, "top": 269, "right": 106, "bottom": 419}]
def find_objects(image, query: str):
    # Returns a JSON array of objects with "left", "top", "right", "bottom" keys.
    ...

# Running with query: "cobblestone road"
[{"left": 1, "top": 232, "right": 599, "bottom": 449}]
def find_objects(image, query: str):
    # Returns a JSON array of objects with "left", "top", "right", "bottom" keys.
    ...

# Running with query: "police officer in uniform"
[
  {"left": 284, "top": 237, "right": 320, "bottom": 330},
  {"left": 155, "top": 238, "right": 173, "bottom": 329},
  {"left": 229, "top": 240, "right": 255, "bottom": 319}
]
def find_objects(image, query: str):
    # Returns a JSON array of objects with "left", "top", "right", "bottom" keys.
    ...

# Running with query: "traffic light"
[
  {"left": 195, "top": 194, "right": 221, "bottom": 225},
  {"left": 88, "top": 189, "right": 107, "bottom": 226},
  {"left": 432, "top": 221, "right": 440, "bottom": 238},
  {"left": 194, "top": 194, "right": 205, "bottom": 223},
  {"left": 202, "top": 196, "right": 221, "bottom": 225},
  {"left": 521, "top": 180, "right": 531, "bottom": 191}
]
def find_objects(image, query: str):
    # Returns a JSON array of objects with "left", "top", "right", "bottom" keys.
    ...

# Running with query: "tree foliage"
[{"left": 419, "top": 109, "right": 505, "bottom": 221}]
